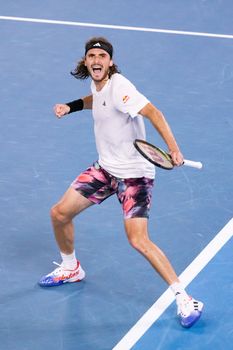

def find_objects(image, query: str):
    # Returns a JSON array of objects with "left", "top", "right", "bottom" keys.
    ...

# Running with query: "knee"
[
  {"left": 127, "top": 233, "right": 150, "bottom": 253},
  {"left": 50, "top": 204, "right": 70, "bottom": 225}
]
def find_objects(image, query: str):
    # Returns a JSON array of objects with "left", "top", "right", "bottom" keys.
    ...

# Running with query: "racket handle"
[{"left": 183, "top": 159, "right": 203, "bottom": 169}]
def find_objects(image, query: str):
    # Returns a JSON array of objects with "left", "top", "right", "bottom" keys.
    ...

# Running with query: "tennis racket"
[{"left": 134, "top": 139, "right": 203, "bottom": 170}]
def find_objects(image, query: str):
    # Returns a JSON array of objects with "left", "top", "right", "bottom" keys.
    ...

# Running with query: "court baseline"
[{"left": 0, "top": 15, "right": 233, "bottom": 39}]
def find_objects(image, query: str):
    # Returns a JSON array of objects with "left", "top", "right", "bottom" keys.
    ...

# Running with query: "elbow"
[{"left": 140, "top": 103, "right": 164, "bottom": 122}]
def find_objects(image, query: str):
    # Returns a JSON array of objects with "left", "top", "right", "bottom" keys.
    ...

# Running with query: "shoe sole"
[{"left": 180, "top": 310, "right": 203, "bottom": 328}]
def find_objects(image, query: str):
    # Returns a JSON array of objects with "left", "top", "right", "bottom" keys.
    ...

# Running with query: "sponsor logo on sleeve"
[{"left": 122, "top": 95, "right": 130, "bottom": 103}]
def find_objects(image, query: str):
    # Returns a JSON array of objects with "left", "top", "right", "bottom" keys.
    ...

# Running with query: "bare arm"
[
  {"left": 139, "top": 102, "right": 184, "bottom": 166},
  {"left": 83, "top": 95, "right": 93, "bottom": 109},
  {"left": 53, "top": 95, "right": 93, "bottom": 118}
]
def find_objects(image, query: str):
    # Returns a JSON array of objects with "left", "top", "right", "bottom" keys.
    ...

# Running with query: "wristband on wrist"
[{"left": 66, "top": 99, "right": 84, "bottom": 113}]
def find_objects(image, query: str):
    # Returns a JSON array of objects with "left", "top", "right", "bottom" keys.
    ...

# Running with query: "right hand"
[
  {"left": 169, "top": 149, "right": 184, "bottom": 167},
  {"left": 53, "top": 104, "right": 70, "bottom": 118}
]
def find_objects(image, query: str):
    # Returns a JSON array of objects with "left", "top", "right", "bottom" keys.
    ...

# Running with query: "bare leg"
[
  {"left": 124, "top": 217, "right": 179, "bottom": 285},
  {"left": 50, "top": 187, "right": 93, "bottom": 254}
]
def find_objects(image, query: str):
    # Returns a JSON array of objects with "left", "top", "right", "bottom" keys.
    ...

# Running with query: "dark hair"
[{"left": 71, "top": 37, "right": 120, "bottom": 80}]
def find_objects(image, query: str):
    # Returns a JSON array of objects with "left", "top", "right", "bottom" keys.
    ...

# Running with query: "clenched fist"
[{"left": 53, "top": 104, "right": 70, "bottom": 118}]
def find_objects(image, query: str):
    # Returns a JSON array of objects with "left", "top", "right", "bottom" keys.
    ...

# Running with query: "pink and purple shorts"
[{"left": 71, "top": 162, "right": 154, "bottom": 219}]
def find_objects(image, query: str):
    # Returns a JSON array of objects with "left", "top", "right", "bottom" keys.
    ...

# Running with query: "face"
[{"left": 85, "top": 48, "right": 113, "bottom": 85}]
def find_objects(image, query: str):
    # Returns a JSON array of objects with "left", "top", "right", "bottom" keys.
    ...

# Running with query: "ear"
[{"left": 109, "top": 59, "right": 113, "bottom": 67}]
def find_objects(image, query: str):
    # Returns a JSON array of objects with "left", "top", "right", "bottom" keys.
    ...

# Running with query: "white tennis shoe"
[
  {"left": 39, "top": 260, "right": 85, "bottom": 287},
  {"left": 177, "top": 296, "right": 204, "bottom": 328}
]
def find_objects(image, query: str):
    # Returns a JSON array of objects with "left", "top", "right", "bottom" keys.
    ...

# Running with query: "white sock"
[
  {"left": 60, "top": 251, "right": 77, "bottom": 270},
  {"left": 170, "top": 282, "right": 189, "bottom": 303}
]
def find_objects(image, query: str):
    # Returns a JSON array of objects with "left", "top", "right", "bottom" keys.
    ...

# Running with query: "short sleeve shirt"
[{"left": 90, "top": 73, "right": 155, "bottom": 179}]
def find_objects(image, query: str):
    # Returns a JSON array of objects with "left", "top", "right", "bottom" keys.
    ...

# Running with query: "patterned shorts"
[{"left": 71, "top": 162, "right": 154, "bottom": 219}]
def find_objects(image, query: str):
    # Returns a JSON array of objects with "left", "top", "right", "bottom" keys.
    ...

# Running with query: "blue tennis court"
[{"left": 0, "top": 1, "right": 232, "bottom": 349}]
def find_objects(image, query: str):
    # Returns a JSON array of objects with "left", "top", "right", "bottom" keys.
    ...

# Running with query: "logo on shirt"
[
  {"left": 122, "top": 95, "right": 130, "bottom": 103},
  {"left": 102, "top": 101, "right": 106, "bottom": 106}
]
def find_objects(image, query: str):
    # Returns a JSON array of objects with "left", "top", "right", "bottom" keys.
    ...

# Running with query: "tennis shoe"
[
  {"left": 177, "top": 296, "right": 204, "bottom": 328},
  {"left": 39, "top": 260, "right": 85, "bottom": 287}
]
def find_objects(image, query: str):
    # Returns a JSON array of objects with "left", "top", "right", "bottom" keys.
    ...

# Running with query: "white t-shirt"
[{"left": 91, "top": 73, "right": 155, "bottom": 179}]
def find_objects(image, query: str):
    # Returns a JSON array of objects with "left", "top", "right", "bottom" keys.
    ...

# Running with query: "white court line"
[
  {"left": 0, "top": 16, "right": 233, "bottom": 39},
  {"left": 113, "top": 218, "right": 233, "bottom": 350}
]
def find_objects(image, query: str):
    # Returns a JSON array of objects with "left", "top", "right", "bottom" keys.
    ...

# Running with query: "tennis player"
[{"left": 39, "top": 37, "right": 203, "bottom": 328}]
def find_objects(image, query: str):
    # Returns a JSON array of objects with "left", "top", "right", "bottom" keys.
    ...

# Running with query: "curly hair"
[{"left": 71, "top": 37, "right": 120, "bottom": 80}]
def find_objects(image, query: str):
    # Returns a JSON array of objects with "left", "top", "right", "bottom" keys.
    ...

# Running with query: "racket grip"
[{"left": 183, "top": 159, "right": 203, "bottom": 169}]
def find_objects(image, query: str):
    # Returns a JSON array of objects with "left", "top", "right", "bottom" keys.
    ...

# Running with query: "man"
[{"left": 39, "top": 37, "right": 203, "bottom": 328}]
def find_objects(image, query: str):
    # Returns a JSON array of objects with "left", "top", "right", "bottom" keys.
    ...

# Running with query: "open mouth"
[{"left": 92, "top": 65, "right": 102, "bottom": 74}]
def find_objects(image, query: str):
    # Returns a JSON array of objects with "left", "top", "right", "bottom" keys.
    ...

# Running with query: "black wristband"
[{"left": 66, "top": 99, "right": 84, "bottom": 113}]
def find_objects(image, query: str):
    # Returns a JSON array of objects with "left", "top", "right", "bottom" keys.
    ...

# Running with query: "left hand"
[{"left": 170, "top": 150, "right": 184, "bottom": 166}]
